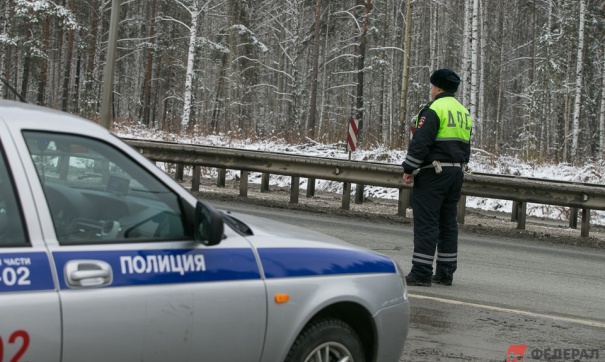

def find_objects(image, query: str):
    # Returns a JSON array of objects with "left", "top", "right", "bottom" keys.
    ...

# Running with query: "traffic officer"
[{"left": 402, "top": 68, "right": 472, "bottom": 286}]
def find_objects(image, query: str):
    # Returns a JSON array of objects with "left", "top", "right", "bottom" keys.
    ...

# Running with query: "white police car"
[{"left": 0, "top": 99, "right": 409, "bottom": 362}]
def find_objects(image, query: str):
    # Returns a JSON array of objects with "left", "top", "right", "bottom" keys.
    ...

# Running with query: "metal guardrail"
[{"left": 123, "top": 138, "right": 605, "bottom": 237}]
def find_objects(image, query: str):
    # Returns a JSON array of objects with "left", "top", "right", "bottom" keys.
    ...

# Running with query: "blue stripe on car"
[
  {"left": 52, "top": 249, "right": 261, "bottom": 289},
  {"left": 258, "top": 248, "right": 396, "bottom": 278},
  {"left": 0, "top": 252, "right": 55, "bottom": 293},
  {"left": 4, "top": 248, "right": 395, "bottom": 291}
]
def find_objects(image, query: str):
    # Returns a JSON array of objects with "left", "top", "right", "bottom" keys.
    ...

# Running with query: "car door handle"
[{"left": 65, "top": 260, "right": 113, "bottom": 288}]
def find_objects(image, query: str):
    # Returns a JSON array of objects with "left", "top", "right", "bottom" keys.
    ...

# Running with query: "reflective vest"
[{"left": 421, "top": 97, "right": 472, "bottom": 143}]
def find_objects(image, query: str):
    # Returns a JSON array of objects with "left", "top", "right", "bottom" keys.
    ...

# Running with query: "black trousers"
[{"left": 409, "top": 166, "right": 464, "bottom": 282}]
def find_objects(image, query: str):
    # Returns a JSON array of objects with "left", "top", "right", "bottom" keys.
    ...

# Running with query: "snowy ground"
[{"left": 116, "top": 126, "right": 605, "bottom": 226}]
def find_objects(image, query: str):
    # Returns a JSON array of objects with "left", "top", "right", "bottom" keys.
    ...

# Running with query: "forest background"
[{"left": 1, "top": 0, "right": 605, "bottom": 166}]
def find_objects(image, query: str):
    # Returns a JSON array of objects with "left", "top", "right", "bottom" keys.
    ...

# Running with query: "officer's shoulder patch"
[{"left": 417, "top": 116, "right": 426, "bottom": 128}]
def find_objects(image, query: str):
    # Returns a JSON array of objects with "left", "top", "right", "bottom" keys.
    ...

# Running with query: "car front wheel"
[{"left": 285, "top": 318, "right": 365, "bottom": 362}]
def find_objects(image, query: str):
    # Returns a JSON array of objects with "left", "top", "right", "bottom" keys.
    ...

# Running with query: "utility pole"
[{"left": 100, "top": 0, "right": 120, "bottom": 129}]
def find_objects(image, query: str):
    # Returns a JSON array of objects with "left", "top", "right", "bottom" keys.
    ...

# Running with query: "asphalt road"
[{"left": 210, "top": 199, "right": 605, "bottom": 362}]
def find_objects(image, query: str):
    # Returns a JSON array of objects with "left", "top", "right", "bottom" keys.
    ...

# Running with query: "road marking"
[{"left": 410, "top": 294, "right": 605, "bottom": 329}]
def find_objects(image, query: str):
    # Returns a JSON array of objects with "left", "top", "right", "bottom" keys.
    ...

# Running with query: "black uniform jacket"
[{"left": 402, "top": 92, "right": 471, "bottom": 174}]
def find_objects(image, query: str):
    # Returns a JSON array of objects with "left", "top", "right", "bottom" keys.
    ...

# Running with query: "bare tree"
[
  {"left": 600, "top": 45, "right": 605, "bottom": 159},
  {"left": 355, "top": 0, "right": 371, "bottom": 143},
  {"left": 307, "top": 0, "right": 322, "bottom": 139},
  {"left": 179, "top": 0, "right": 204, "bottom": 132},
  {"left": 141, "top": 0, "right": 157, "bottom": 126},
  {"left": 1, "top": 0, "right": 604, "bottom": 164},
  {"left": 399, "top": 0, "right": 413, "bottom": 147},
  {"left": 570, "top": 0, "right": 586, "bottom": 163},
  {"left": 470, "top": 0, "right": 479, "bottom": 139}
]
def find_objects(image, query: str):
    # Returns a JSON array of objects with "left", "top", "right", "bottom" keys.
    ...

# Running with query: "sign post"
[{"left": 347, "top": 117, "right": 359, "bottom": 160}]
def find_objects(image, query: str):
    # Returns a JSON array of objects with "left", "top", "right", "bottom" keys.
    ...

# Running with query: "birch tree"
[
  {"left": 570, "top": 0, "right": 586, "bottom": 163},
  {"left": 307, "top": 0, "right": 322, "bottom": 139},
  {"left": 179, "top": 0, "right": 203, "bottom": 131},
  {"left": 600, "top": 48, "right": 605, "bottom": 158},
  {"left": 461, "top": 0, "right": 471, "bottom": 106},
  {"left": 470, "top": 0, "right": 479, "bottom": 141},
  {"left": 478, "top": 0, "right": 486, "bottom": 147},
  {"left": 400, "top": 0, "right": 412, "bottom": 146},
  {"left": 1, "top": 0, "right": 605, "bottom": 163}
]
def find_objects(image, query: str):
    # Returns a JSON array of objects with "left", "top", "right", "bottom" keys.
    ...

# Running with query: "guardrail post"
[
  {"left": 342, "top": 182, "right": 351, "bottom": 210},
  {"left": 397, "top": 189, "right": 411, "bottom": 217},
  {"left": 581, "top": 209, "right": 590, "bottom": 237},
  {"left": 457, "top": 195, "right": 466, "bottom": 224},
  {"left": 217, "top": 168, "right": 226, "bottom": 187},
  {"left": 191, "top": 166, "right": 200, "bottom": 191},
  {"left": 239, "top": 171, "right": 248, "bottom": 197},
  {"left": 175, "top": 164, "right": 184, "bottom": 181},
  {"left": 569, "top": 207, "right": 578, "bottom": 229},
  {"left": 261, "top": 173, "right": 270, "bottom": 192},
  {"left": 307, "top": 178, "right": 316, "bottom": 197},
  {"left": 511, "top": 201, "right": 519, "bottom": 222},
  {"left": 290, "top": 176, "right": 300, "bottom": 204},
  {"left": 515, "top": 201, "right": 527, "bottom": 230},
  {"left": 355, "top": 184, "right": 365, "bottom": 204}
]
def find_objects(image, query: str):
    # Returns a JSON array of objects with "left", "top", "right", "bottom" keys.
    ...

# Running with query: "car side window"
[
  {"left": 23, "top": 131, "right": 189, "bottom": 245},
  {"left": 0, "top": 143, "right": 29, "bottom": 247}
]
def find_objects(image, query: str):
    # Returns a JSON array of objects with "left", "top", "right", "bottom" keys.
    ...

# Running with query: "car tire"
[{"left": 285, "top": 318, "right": 365, "bottom": 362}]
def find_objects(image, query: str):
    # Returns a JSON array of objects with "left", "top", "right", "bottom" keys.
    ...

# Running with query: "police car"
[{"left": 0, "top": 99, "right": 409, "bottom": 362}]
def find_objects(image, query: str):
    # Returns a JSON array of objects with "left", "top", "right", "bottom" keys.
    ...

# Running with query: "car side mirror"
[{"left": 194, "top": 200, "right": 224, "bottom": 246}]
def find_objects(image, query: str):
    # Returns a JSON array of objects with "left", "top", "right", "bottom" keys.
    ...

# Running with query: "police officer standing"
[{"left": 402, "top": 69, "right": 472, "bottom": 286}]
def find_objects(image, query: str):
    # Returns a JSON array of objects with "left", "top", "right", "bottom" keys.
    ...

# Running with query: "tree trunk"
[
  {"left": 0, "top": 0, "right": 12, "bottom": 99},
  {"left": 211, "top": 54, "right": 228, "bottom": 132},
  {"left": 563, "top": 39, "right": 574, "bottom": 163},
  {"left": 84, "top": 0, "right": 100, "bottom": 116},
  {"left": 494, "top": 11, "right": 505, "bottom": 154},
  {"left": 461, "top": 0, "right": 472, "bottom": 106},
  {"left": 400, "top": 0, "right": 413, "bottom": 146},
  {"left": 74, "top": 53, "right": 81, "bottom": 112},
  {"left": 429, "top": 1, "right": 437, "bottom": 74},
  {"left": 570, "top": 0, "right": 586, "bottom": 163},
  {"left": 306, "top": 0, "right": 322, "bottom": 139},
  {"left": 470, "top": 0, "right": 479, "bottom": 141},
  {"left": 37, "top": 18, "right": 50, "bottom": 106},
  {"left": 478, "top": 0, "right": 486, "bottom": 148},
  {"left": 20, "top": 20, "right": 33, "bottom": 99},
  {"left": 141, "top": 0, "right": 157, "bottom": 126},
  {"left": 318, "top": 10, "right": 331, "bottom": 139},
  {"left": 599, "top": 46, "right": 605, "bottom": 159},
  {"left": 62, "top": 0, "right": 75, "bottom": 111},
  {"left": 355, "top": 0, "right": 371, "bottom": 144},
  {"left": 181, "top": 1, "right": 200, "bottom": 132},
  {"left": 545, "top": 0, "right": 554, "bottom": 161},
  {"left": 377, "top": 0, "right": 389, "bottom": 143}
]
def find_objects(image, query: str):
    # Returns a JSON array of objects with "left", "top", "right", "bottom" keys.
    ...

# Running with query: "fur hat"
[{"left": 430, "top": 69, "right": 461, "bottom": 93}]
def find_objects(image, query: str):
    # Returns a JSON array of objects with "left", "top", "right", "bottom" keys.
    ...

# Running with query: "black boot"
[
  {"left": 405, "top": 274, "right": 432, "bottom": 287},
  {"left": 433, "top": 266, "right": 454, "bottom": 286}
]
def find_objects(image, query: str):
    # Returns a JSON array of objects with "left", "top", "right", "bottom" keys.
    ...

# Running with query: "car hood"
[{"left": 220, "top": 210, "right": 354, "bottom": 247}]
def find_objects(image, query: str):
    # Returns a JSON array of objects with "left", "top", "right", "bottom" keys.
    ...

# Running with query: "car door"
[
  {"left": 16, "top": 129, "right": 267, "bottom": 362},
  {"left": 0, "top": 123, "right": 61, "bottom": 362}
]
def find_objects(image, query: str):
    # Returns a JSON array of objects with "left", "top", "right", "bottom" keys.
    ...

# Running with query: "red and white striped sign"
[{"left": 347, "top": 118, "right": 359, "bottom": 152}]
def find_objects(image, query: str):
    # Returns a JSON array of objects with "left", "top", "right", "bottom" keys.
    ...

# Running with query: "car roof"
[{"left": 0, "top": 99, "right": 108, "bottom": 135}]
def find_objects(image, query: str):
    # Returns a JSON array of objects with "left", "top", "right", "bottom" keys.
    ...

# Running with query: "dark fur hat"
[{"left": 430, "top": 69, "right": 461, "bottom": 93}]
